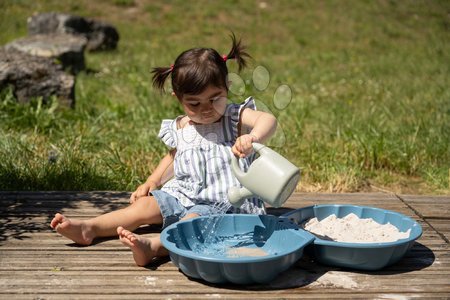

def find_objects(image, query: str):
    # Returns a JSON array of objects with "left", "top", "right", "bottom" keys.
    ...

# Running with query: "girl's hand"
[
  {"left": 130, "top": 181, "right": 158, "bottom": 204},
  {"left": 232, "top": 134, "right": 258, "bottom": 158}
]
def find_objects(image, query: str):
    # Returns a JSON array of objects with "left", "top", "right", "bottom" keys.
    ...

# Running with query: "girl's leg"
[
  {"left": 50, "top": 196, "right": 162, "bottom": 245},
  {"left": 118, "top": 213, "right": 199, "bottom": 266}
]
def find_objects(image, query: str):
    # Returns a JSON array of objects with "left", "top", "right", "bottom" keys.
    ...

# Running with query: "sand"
[
  {"left": 303, "top": 213, "right": 411, "bottom": 243},
  {"left": 226, "top": 247, "right": 268, "bottom": 257}
]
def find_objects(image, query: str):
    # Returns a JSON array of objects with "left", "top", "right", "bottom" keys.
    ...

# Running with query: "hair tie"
[
  {"left": 170, "top": 64, "right": 174, "bottom": 71},
  {"left": 222, "top": 55, "right": 228, "bottom": 62}
]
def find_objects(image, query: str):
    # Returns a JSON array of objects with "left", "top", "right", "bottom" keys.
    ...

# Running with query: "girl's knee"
[
  {"left": 181, "top": 213, "right": 200, "bottom": 220},
  {"left": 133, "top": 196, "right": 163, "bottom": 224},
  {"left": 129, "top": 196, "right": 157, "bottom": 215},
  {"left": 133, "top": 195, "right": 156, "bottom": 207}
]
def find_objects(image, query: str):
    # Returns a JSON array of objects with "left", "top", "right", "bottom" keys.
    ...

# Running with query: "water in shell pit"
[{"left": 303, "top": 213, "right": 411, "bottom": 243}]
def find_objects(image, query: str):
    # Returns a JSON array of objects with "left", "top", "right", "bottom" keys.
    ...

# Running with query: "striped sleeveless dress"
[{"left": 158, "top": 97, "right": 266, "bottom": 215}]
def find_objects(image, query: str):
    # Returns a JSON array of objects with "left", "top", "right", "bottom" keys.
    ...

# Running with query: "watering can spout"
[{"left": 228, "top": 186, "right": 254, "bottom": 207}]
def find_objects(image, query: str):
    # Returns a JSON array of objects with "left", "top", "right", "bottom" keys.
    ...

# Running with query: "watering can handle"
[
  {"left": 230, "top": 143, "right": 267, "bottom": 178},
  {"left": 252, "top": 142, "right": 266, "bottom": 153}
]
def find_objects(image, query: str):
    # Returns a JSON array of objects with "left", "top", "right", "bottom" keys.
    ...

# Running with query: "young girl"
[{"left": 50, "top": 33, "right": 277, "bottom": 266}]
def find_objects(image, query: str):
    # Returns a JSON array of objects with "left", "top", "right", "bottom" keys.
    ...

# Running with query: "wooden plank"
[
  {"left": 1, "top": 248, "right": 447, "bottom": 270},
  {"left": 1, "top": 267, "right": 450, "bottom": 291},
  {"left": 0, "top": 191, "right": 131, "bottom": 200},
  {"left": 3, "top": 293, "right": 450, "bottom": 300},
  {"left": 399, "top": 194, "right": 450, "bottom": 203},
  {"left": 425, "top": 218, "right": 450, "bottom": 241},
  {"left": 2, "top": 294, "right": 450, "bottom": 300},
  {"left": 0, "top": 280, "right": 449, "bottom": 295},
  {"left": 0, "top": 237, "right": 444, "bottom": 252},
  {"left": 1, "top": 233, "right": 445, "bottom": 252},
  {"left": 1, "top": 191, "right": 408, "bottom": 214},
  {"left": 399, "top": 194, "right": 450, "bottom": 219}
]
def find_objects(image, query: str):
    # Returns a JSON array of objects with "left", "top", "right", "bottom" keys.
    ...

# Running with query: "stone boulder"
[
  {"left": 0, "top": 48, "right": 75, "bottom": 107},
  {"left": 27, "top": 12, "right": 120, "bottom": 51},
  {"left": 4, "top": 33, "right": 87, "bottom": 74}
]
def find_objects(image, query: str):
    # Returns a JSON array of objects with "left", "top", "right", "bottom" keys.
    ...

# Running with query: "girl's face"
[{"left": 179, "top": 85, "right": 228, "bottom": 124}]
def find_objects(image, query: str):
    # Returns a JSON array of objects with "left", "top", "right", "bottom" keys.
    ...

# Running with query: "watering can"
[{"left": 228, "top": 143, "right": 300, "bottom": 208}]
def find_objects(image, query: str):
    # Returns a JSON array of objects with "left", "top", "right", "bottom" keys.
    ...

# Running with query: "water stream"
[{"left": 191, "top": 201, "right": 270, "bottom": 258}]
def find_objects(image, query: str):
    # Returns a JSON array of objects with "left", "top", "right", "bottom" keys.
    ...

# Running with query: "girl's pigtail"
[
  {"left": 226, "top": 32, "right": 251, "bottom": 72},
  {"left": 151, "top": 66, "right": 172, "bottom": 92}
]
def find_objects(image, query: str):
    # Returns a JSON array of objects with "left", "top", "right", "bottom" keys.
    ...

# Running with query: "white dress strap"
[{"left": 158, "top": 119, "right": 178, "bottom": 148}]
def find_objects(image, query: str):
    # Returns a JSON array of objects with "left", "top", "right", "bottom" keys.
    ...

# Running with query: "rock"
[
  {"left": 4, "top": 33, "right": 87, "bottom": 74},
  {"left": 0, "top": 48, "right": 75, "bottom": 107},
  {"left": 27, "top": 12, "right": 119, "bottom": 51}
]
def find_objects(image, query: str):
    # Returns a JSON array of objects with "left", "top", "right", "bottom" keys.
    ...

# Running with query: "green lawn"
[{"left": 1, "top": 0, "right": 449, "bottom": 194}]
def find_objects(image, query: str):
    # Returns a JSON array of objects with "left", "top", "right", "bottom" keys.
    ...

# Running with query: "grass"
[{"left": 0, "top": 0, "right": 449, "bottom": 194}]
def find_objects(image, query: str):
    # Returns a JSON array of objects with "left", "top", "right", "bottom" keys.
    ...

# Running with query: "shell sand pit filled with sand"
[{"left": 303, "top": 213, "right": 411, "bottom": 243}]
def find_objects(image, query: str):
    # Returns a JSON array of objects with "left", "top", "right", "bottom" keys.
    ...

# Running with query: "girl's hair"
[{"left": 152, "top": 33, "right": 251, "bottom": 97}]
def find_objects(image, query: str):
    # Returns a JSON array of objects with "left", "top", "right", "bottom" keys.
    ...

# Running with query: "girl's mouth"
[{"left": 202, "top": 113, "right": 215, "bottom": 119}]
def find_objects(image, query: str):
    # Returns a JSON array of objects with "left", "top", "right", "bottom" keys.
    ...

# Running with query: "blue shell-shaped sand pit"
[
  {"left": 281, "top": 205, "right": 423, "bottom": 270},
  {"left": 161, "top": 214, "right": 314, "bottom": 284}
]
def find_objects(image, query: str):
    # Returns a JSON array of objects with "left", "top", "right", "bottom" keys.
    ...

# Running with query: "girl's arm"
[
  {"left": 232, "top": 109, "right": 277, "bottom": 157},
  {"left": 130, "top": 149, "right": 176, "bottom": 202}
]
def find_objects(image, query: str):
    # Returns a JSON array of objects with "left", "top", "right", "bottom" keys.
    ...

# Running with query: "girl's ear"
[{"left": 172, "top": 91, "right": 183, "bottom": 102}]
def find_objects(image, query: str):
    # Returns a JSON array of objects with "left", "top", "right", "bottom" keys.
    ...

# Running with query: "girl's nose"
[{"left": 202, "top": 103, "right": 215, "bottom": 112}]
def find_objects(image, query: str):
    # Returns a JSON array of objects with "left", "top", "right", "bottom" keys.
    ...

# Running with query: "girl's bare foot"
[
  {"left": 50, "top": 213, "right": 95, "bottom": 246},
  {"left": 117, "top": 226, "right": 157, "bottom": 266}
]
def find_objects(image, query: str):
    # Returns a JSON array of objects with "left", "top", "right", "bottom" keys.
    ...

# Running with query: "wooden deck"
[{"left": 1, "top": 191, "right": 449, "bottom": 299}]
